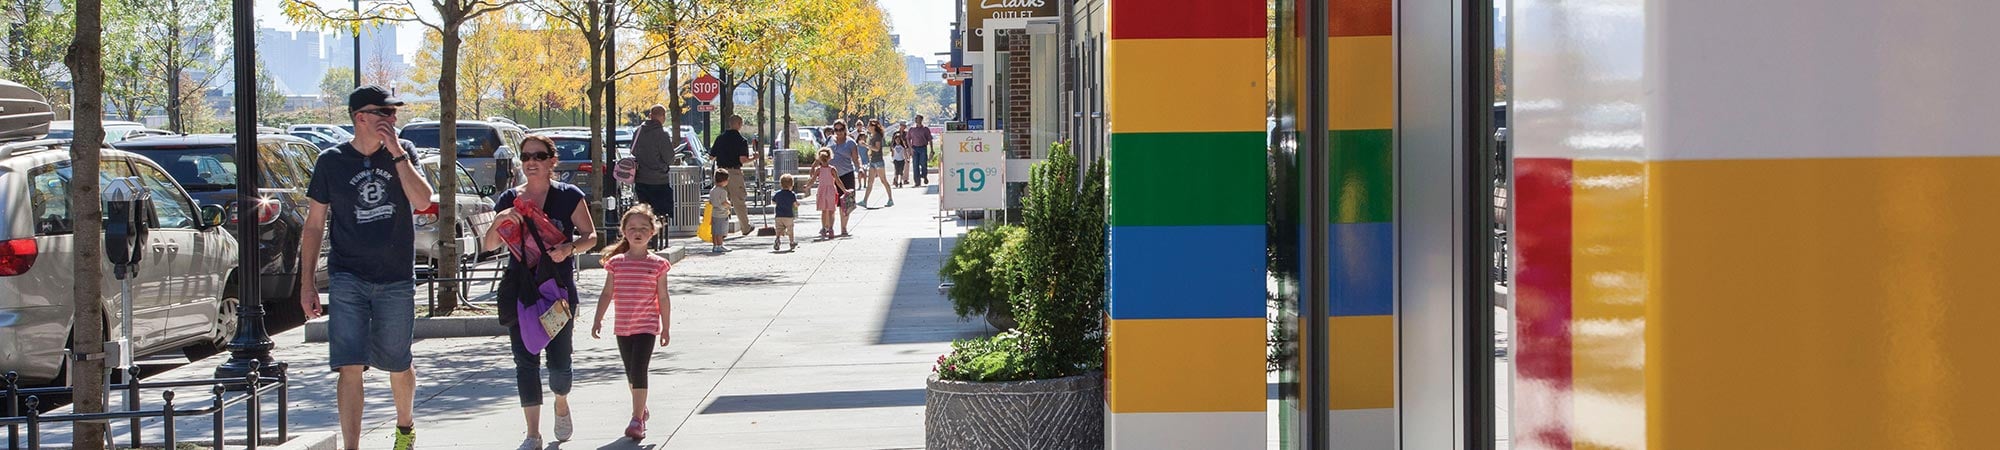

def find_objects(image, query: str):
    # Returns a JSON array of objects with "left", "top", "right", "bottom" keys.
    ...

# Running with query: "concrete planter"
[
  {"left": 983, "top": 308, "right": 1018, "bottom": 331},
  {"left": 925, "top": 372, "right": 1104, "bottom": 449}
]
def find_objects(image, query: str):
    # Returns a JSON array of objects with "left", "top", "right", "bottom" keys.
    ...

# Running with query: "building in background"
[
  {"left": 257, "top": 28, "right": 324, "bottom": 95},
  {"left": 325, "top": 23, "right": 407, "bottom": 88},
  {"left": 905, "top": 55, "right": 928, "bottom": 86}
]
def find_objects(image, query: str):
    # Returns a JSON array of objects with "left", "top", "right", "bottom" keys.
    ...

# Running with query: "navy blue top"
[
  {"left": 308, "top": 142, "right": 417, "bottom": 283},
  {"left": 774, "top": 189, "right": 798, "bottom": 218}
]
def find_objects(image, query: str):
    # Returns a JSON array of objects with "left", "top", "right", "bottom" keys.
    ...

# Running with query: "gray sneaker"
[
  {"left": 554, "top": 412, "right": 574, "bottom": 441},
  {"left": 518, "top": 435, "right": 543, "bottom": 450}
]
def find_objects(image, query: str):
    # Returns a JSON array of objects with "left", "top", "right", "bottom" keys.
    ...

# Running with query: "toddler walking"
[
  {"left": 773, "top": 175, "right": 799, "bottom": 251},
  {"left": 708, "top": 170, "right": 732, "bottom": 253},
  {"left": 591, "top": 205, "right": 673, "bottom": 441}
]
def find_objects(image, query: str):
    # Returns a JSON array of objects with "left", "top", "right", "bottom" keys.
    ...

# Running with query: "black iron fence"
[{"left": 1, "top": 363, "right": 288, "bottom": 450}]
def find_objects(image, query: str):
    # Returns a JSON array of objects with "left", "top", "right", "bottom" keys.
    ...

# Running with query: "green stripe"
[
  {"left": 1109, "top": 132, "right": 1268, "bottom": 227},
  {"left": 1331, "top": 129, "right": 1393, "bottom": 223}
]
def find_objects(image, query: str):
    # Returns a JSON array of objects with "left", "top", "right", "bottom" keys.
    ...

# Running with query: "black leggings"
[{"left": 615, "top": 334, "right": 655, "bottom": 389}]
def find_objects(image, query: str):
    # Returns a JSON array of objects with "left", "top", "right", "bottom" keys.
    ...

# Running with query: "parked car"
[
  {"left": 124, "top": 128, "right": 178, "bottom": 141},
  {"left": 288, "top": 124, "right": 353, "bottom": 141},
  {"left": 113, "top": 134, "right": 329, "bottom": 324},
  {"left": 414, "top": 152, "right": 500, "bottom": 264},
  {"left": 290, "top": 130, "right": 341, "bottom": 150},
  {"left": 400, "top": 120, "right": 526, "bottom": 195},
  {"left": 45, "top": 120, "right": 148, "bottom": 143},
  {"left": 0, "top": 137, "right": 243, "bottom": 386}
]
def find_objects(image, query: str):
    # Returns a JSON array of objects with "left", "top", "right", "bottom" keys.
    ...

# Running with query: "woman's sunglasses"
[{"left": 520, "top": 151, "right": 556, "bottom": 161}]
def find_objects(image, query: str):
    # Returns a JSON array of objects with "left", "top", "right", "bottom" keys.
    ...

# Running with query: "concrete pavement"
[{"left": 35, "top": 183, "right": 992, "bottom": 449}]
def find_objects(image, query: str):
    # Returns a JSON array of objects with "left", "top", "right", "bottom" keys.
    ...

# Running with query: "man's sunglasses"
[
  {"left": 520, "top": 151, "right": 556, "bottom": 161},
  {"left": 356, "top": 108, "right": 398, "bottom": 118}
]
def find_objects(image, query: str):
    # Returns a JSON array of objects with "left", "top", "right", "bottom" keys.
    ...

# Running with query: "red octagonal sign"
[{"left": 691, "top": 74, "right": 721, "bottom": 103}]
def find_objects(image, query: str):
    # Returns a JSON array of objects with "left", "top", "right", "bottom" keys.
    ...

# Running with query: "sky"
[{"left": 254, "top": 0, "right": 955, "bottom": 64}]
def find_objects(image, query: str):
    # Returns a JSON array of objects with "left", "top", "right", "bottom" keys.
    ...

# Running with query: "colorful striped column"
[
  {"left": 1324, "top": 0, "right": 1395, "bottom": 446},
  {"left": 1104, "top": 0, "right": 1268, "bottom": 447},
  {"left": 1513, "top": 1, "right": 2000, "bottom": 448}
]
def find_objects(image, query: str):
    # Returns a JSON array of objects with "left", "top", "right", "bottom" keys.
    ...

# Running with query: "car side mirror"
[
  {"left": 199, "top": 204, "right": 227, "bottom": 229},
  {"left": 478, "top": 185, "right": 497, "bottom": 196}
]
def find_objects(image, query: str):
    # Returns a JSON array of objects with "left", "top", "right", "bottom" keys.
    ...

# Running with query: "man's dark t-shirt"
[
  {"left": 773, "top": 189, "right": 797, "bottom": 218},
  {"left": 708, "top": 129, "right": 748, "bottom": 169},
  {"left": 307, "top": 142, "right": 418, "bottom": 283}
]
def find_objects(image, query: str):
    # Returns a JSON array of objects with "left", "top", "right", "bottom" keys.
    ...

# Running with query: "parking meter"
[
  {"left": 104, "top": 177, "right": 149, "bottom": 280},
  {"left": 103, "top": 176, "right": 148, "bottom": 375}
]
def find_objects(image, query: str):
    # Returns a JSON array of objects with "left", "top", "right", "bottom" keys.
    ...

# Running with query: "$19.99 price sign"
[{"left": 939, "top": 131, "right": 1005, "bottom": 210}]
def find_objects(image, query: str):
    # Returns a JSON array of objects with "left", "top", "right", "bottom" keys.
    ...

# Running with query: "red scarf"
[{"left": 499, "top": 194, "right": 567, "bottom": 267}]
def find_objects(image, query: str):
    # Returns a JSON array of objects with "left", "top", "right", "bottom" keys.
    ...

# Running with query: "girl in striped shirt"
[{"left": 591, "top": 204, "right": 672, "bottom": 440}]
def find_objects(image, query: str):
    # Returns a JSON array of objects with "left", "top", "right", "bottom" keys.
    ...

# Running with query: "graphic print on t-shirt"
[{"left": 351, "top": 167, "right": 396, "bottom": 224}]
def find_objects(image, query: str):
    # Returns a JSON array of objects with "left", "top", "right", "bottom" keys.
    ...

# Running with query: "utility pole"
[
  {"left": 352, "top": 0, "right": 361, "bottom": 88},
  {"left": 216, "top": 0, "right": 279, "bottom": 382}
]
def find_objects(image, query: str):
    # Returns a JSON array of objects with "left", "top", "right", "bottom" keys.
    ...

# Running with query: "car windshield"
[
  {"left": 128, "top": 146, "right": 238, "bottom": 190},
  {"left": 401, "top": 126, "right": 502, "bottom": 158},
  {"left": 551, "top": 138, "right": 591, "bottom": 162}
]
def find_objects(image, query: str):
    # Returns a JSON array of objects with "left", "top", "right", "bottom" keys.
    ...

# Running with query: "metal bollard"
[
  {"left": 211, "top": 385, "right": 225, "bottom": 450},
  {"left": 22, "top": 396, "right": 37, "bottom": 450},
  {"left": 161, "top": 390, "right": 176, "bottom": 447},
  {"left": 5, "top": 371, "right": 18, "bottom": 450},
  {"left": 126, "top": 365, "right": 141, "bottom": 450},
  {"left": 245, "top": 370, "right": 261, "bottom": 450},
  {"left": 276, "top": 365, "right": 289, "bottom": 442}
]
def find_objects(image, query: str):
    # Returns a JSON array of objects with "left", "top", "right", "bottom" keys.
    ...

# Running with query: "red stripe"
[
  {"left": 1512, "top": 158, "right": 1574, "bottom": 449},
  {"left": 1111, "top": 0, "right": 1266, "bottom": 40},
  {"left": 1331, "top": 0, "right": 1392, "bottom": 37}
]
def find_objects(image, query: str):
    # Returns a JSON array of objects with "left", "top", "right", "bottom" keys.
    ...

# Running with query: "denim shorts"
[
  {"left": 867, "top": 161, "right": 886, "bottom": 169},
  {"left": 326, "top": 272, "right": 416, "bottom": 372}
]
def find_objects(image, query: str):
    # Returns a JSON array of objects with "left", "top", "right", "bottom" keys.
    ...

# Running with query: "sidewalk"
[{"left": 40, "top": 183, "right": 990, "bottom": 449}]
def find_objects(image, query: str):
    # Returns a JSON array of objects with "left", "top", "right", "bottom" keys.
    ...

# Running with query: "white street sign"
[{"left": 940, "top": 131, "right": 1006, "bottom": 210}]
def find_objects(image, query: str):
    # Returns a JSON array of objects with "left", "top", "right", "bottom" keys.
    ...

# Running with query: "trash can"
[
  {"left": 668, "top": 165, "right": 704, "bottom": 237},
  {"left": 772, "top": 149, "right": 799, "bottom": 183}
]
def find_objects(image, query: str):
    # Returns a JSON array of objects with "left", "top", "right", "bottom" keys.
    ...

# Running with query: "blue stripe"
[
  {"left": 1109, "top": 225, "right": 1267, "bottom": 320},
  {"left": 1329, "top": 222, "right": 1394, "bottom": 316}
]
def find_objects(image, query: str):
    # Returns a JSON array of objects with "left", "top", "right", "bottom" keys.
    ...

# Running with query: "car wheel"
[{"left": 181, "top": 295, "right": 239, "bottom": 360}]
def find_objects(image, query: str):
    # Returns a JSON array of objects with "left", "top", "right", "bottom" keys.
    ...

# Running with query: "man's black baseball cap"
[{"left": 348, "top": 85, "right": 405, "bottom": 113}]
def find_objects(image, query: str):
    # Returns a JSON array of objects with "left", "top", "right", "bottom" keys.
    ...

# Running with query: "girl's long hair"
[{"left": 603, "top": 203, "right": 661, "bottom": 257}]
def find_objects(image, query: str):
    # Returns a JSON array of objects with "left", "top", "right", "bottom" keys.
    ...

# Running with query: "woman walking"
[
  {"left": 481, "top": 134, "right": 598, "bottom": 450},
  {"left": 592, "top": 204, "right": 673, "bottom": 441},
  {"left": 860, "top": 120, "right": 895, "bottom": 208}
]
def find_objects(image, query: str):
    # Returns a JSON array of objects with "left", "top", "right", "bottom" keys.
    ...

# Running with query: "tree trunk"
[
  {"left": 597, "top": 0, "right": 616, "bottom": 234},
  {"left": 783, "top": 70, "right": 792, "bottom": 151},
  {"left": 434, "top": 21, "right": 464, "bottom": 316},
  {"left": 666, "top": 10, "right": 681, "bottom": 143},
  {"left": 166, "top": 17, "right": 184, "bottom": 133},
  {"left": 66, "top": 0, "right": 108, "bottom": 444},
  {"left": 718, "top": 69, "right": 733, "bottom": 123}
]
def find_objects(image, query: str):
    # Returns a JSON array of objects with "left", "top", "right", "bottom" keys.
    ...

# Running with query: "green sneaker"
[{"left": 393, "top": 428, "right": 416, "bottom": 450}]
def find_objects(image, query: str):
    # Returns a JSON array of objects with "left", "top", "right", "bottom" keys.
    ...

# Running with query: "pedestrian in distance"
[
  {"left": 891, "top": 129, "right": 911, "bottom": 188},
  {"left": 590, "top": 204, "right": 673, "bottom": 441},
  {"left": 825, "top": 122, "right": 862, "bottom": 236},
  {"left": 707, "top": 115, "right": 757, "bottom": 237},
  {"left": 773, "top": 174, "right": 800, "bottom": 251},
  {"left": 709, "top": 169, "right": 733, "bottom": 253},
  {"left": 811, "top": 148, "right": 846, "bottom": 240},
  {"left": 298, "top": 85, "right": 435, "bottom": 450},
  {"left": 908, "top": 115, "right": 934, "bottom": 187},
  {"left": 630, "top": 105, "right": 678, "bottom": 249},
  {"left": 480, "top": 134, "right": 598, "bottom": 450},
  {"left": 861, "top": 120, "right": 895, "bottom": 208}
]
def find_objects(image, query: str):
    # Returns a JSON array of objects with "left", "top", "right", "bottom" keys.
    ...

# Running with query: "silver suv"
[
  {"left": 0, "top": 139, "right": 243, "bottom": 386},
  {"left": 399, "top": 121, "right": 525, "bottom": 196}
]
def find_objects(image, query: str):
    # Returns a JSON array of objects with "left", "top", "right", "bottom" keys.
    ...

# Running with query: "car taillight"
[
  {"left": 229, "top": 198, "right": 284, "bottom": 225},
  {"left": 578, "top": 163, "right": 594, "bottom": 173},
  {"left": 0, "top": 238, "right": 37, "bottom": 276}
]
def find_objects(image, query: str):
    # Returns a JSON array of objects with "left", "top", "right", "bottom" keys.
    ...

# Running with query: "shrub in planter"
[
  {"left": 927, "top": 145, "right": 1107, "bottom": 449},
  {"left": 940, "top": 224, "right": 1027, "bottom": 322}
]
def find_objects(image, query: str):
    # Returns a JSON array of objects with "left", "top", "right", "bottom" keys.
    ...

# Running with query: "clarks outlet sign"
[{"left": 964, "top": 0, "right": 1058, "bottom": 52}]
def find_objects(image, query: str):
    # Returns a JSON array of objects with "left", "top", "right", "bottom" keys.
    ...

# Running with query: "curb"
[{"left": 271, "top": 431, "right": 340, "bottom": 450}]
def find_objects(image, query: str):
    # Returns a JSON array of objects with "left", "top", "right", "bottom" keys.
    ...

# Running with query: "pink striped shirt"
[{"left": 605, "top": 253, "right": 670, "bottom": 336}]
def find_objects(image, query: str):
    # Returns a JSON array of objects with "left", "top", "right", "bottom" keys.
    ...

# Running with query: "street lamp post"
[
  {"left": 352, "top": 0, "right": 362, "bottom": 88},
  {"left": 216, "top": 0, "right": 280, "bottom": 382}
]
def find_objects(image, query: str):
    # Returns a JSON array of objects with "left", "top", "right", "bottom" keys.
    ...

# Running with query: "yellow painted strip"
[
  {"left": 1646, "top": 156, "right": 2000, "bottom": 449},
  {"left": 1328, "top": 315, "right": 1395, "bottom": 410},
  {"left": 1328, "top": 36, "right": 1393, "bottom": 131},
  {"left": 1570, "top": 160, "right": 1648, "bottom": 448},
  {"left": 1108, "top": 38, "right": 1267, "bottom": 134},
  {"left": 1108, "top": 318, "right": 1267, "bottom": 413}
]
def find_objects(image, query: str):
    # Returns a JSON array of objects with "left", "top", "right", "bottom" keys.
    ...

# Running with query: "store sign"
[
  {"left": 940, "top": 131, "right": 1006, "bottom": 210},
  {"left": 964, "top": 0, "right": 1058, "bottom": 52}
]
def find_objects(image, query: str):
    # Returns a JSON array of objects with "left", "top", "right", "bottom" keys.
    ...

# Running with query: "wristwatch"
[{"left": 390, "top": 153, "right": 411, "bottom": 164}]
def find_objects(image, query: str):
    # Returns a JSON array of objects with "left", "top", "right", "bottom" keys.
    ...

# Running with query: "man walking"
[
  {"left": 298, "top": 86, "right": 436, "bottom": 450},
  {"left": 908, "top": 115, "right": 934, "bottom": 186},
  {"left": 632, "top": 105, "right": 676, "bottom": 247},
  {"left": 707, "top": 115, "right": 755, "bottom": 236}
]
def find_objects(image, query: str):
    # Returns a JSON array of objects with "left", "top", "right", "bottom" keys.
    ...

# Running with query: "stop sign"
[{"left": 691, "top": 74, "right": 721, "bottom": 103}]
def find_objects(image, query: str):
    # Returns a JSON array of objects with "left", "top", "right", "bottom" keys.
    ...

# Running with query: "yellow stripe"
[
  {"left": 1328, "top": 315, "right": 1395, "bottom": 410},
  {"left": 1107, "top": 318, "right": 1267, "bottom": 413},
  {"left": 1569, "top": 160, "right": 1648, "bottom": 445},
  {"left": 1647, "top": 156, "right": 2000, "bottom": 448},
  {"left": 1328, "top": 36, "right": 1393, "bottom": 131},
  {"left": 1108, "top": 38, "right": 1267, "bottom": 134}
]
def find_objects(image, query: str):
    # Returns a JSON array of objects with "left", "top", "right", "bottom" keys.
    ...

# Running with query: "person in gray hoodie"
[{"left": 630, "top": 105, "right": 677, "bottom": 248}]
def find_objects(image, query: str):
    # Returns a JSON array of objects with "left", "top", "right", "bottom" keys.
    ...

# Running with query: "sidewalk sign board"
[{"left": 939, "top": 131, "right": 1006, "bottom": 210}]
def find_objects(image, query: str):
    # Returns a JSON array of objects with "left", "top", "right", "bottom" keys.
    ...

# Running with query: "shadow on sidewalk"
[
  {"left": 875, "top": 237, "right": 992, "bottom": 345},
  {"left": 696, "top": 388, "right": 926, "bottom": 414}
]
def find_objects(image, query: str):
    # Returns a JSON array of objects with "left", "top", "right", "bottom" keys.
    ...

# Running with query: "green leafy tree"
[
  {"left": 1008, "top": 145, "right": 1107, "bottom": 379},
  {"left": 107, "top": 0, "right": 227, "bottom": 132},
  {"left": 321, "top": 67, "right": 356, "bottom": 107},
  {"left": 6, "top": 0, "right": 76, "bottom": 115}
]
